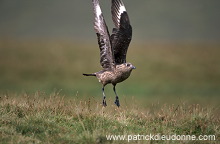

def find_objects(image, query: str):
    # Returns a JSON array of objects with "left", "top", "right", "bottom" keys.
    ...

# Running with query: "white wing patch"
[
  {"left": 95, "top": 3, "right": 102, "bottom": 16},
  {"left": 119, "top": 5, "right": 126, "bottom": 15},
  {"left": 95, "top": 5, "right": 102, "bottom": 30},
  {"left": 116, "top": 5, "right": 126, "bottom": 25},
  {"left": 93, "top": 0, "right": 103, "bottom": 33},
  {"left": 111, "top": 0, "right": 127, "bottom": 28}
]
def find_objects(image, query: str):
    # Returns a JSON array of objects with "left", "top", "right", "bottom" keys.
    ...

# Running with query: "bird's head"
[
  {"left": 125, "top": 62, "right": 136, "bottom": 70},
  {"left": 116, "top": 62, "right": 136, "bottom": 73}
]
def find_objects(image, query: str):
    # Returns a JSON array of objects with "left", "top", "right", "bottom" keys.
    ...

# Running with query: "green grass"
[{"left": 0, "top": 92, "right": 219, "bottom": 144}]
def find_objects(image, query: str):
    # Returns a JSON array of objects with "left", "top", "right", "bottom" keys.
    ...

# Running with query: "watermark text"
[{"left": 106, "top": 134, "right": 216, "bottom": 142}]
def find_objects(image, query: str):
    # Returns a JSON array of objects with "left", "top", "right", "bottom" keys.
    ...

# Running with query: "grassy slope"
[{"left": 0, "top": 92, "right": 219, "bottom": 144}]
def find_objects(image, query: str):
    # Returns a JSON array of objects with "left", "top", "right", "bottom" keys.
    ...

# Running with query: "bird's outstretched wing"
[
  {"left": 92, "top": 0, "right": 114, "bottom": 69},
  {"left": 111, "top": 0, "right": 132, "bottom": 64}
]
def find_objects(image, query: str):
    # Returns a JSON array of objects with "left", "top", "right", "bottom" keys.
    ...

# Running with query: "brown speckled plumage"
[
  {"left": 95, "top": 63, "right": 134, "bottom": 86},
  {"left": 83, "top": 0, "right": 135, "bottom": 107}
]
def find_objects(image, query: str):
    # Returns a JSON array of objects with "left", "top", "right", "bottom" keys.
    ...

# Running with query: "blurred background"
[{"left": 0, "top": 0, "right": 220, "bottom": 106}]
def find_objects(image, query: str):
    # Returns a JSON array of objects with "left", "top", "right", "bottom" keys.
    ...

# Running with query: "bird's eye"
[{"left": 126, "top": 64, "right": 130, "bottom": 67}]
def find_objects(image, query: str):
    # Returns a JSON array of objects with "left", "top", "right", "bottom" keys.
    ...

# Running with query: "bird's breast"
[
  {"left": 112, "top": 70, "right": 131, "bottom": 84},
  {"left": 96, "top": 69, "right": 132, "bottom": 85}
]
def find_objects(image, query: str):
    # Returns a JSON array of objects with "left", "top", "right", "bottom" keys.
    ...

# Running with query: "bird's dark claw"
[
  {"left": 103, "top": 99, "right": 107, "bottom": 107},
  {"left": 114, "top": 96, "right": 120, "bottom": 107}
]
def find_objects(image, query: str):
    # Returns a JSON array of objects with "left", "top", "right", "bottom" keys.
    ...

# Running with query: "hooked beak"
[{"left": 132, "top": 66, "right": 136, "bottom": 69}]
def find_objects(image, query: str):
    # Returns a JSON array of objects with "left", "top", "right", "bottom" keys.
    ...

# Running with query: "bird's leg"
[
  {"left": 113, "top": 85, "right": 120, "bottom": 107},
  {"left": 102, "top": 86, "right": 107, "bottom": 107}
]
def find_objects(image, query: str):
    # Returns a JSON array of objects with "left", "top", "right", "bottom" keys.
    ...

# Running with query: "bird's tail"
[{"left": 83, "top": 73, "right": 96, "bottom": 76}]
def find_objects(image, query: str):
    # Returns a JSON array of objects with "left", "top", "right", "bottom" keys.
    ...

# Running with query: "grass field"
[
  {"left": 0, "top": 39, "right": 220, "bottom": 143},
  {"left": 1, "top": 92, "right": 219, "bottom": 144}
]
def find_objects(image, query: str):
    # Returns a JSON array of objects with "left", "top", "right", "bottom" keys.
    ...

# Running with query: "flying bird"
[{"left": 83, "top": 0, "right": 135, "bottom": 107}]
